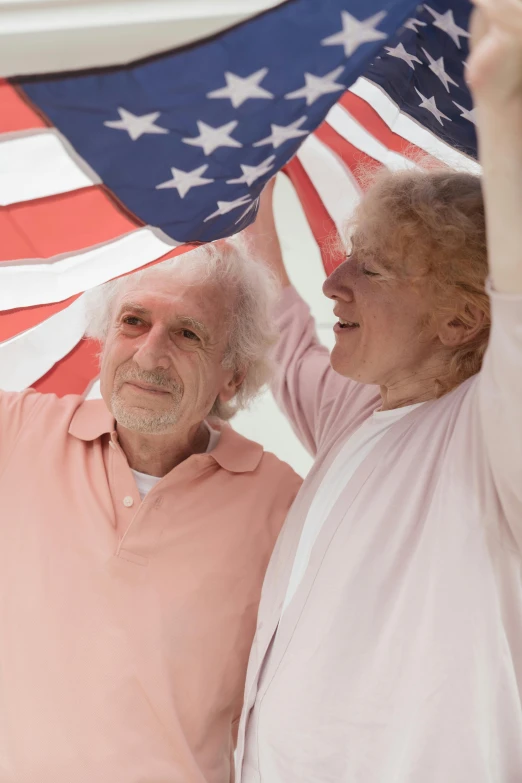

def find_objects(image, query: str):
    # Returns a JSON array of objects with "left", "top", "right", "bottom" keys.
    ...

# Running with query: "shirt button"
[{"left": 123, "top": 496, "right": 134, "bottom": 508}]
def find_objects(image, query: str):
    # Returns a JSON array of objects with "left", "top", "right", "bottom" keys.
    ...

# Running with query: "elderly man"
[{"left": 0, "top": 240, "right": 301, "bottom": 783}]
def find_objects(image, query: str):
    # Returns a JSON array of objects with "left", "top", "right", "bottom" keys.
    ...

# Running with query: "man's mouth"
[{"left": 125, "top": 381, "right": 170, "bottom": 395}]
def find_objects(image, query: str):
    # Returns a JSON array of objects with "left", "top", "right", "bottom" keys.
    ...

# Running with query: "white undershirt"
[
  {"left": 131, "top": 422, "right": 221, "bottom": 500},
  {"left": 281, "top": 403, "right": 424, "bottom": 614}
]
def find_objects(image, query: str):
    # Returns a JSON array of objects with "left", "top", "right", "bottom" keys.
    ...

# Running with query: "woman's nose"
[{"left": 322, "top": 260, "right": 354, "bottom": 301}]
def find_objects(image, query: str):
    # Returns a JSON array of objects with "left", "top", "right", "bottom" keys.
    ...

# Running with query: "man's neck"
[{"left": 116, "top": 422, "right": 210, "bottom": 477}]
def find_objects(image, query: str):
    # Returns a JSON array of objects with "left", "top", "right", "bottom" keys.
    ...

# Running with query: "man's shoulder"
[
  {"left": 0, "top": 390, "right": 92, "bottom": 472},
  {"left": 0, "top": 389, "right": 100, "bottom": 439},
  {"left": 257, "top": 447, "right": 302, "bottom": 485},
  {"left": 214, "top": 421, "right": 302, "bottom": 489}
]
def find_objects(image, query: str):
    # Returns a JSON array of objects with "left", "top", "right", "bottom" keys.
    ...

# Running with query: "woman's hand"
[
  {"left": 469, "top": 0, "right": 522, "bottom": 294},
  {"left": 467, "top": 0, "right": 522, "bottom": 106}
]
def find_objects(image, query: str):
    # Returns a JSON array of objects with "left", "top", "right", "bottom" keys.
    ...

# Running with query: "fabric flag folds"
[{"left": 0, "top": 0, "right": 478, "bottom": 397}]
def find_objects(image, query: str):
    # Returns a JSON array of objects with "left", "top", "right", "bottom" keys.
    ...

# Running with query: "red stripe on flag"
[
  {"left": 0, "top": 297, "right": 80, "bottom": 342},
  {"left": 32, "top": 338, "right": 100, "bottom": 396},
  {"left": 0, "top": 186, "right": 140, "bottom": 262},
  {"left": 0, "top": 80, "right": 46, "bottom": 133},
  {"left": 338, "top": 91, "right": 438, "bottom": 164},
  {"left": 314, "top": 121, "right": 383, "bottom": 189},
  {"left": 284, "top": 159, "right": 343, "bottom": 276}
]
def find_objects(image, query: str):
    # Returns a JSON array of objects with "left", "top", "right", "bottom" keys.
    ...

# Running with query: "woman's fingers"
[
  {"left": 467, "top": 3, "right": 522, "bottom": 104},
  {"left": 471, "top": 0, "right": 522, "bottom": 36}
]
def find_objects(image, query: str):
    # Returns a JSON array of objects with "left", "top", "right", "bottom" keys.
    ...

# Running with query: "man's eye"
[
  {"left": 181, "top": 329, "right": 199, "bottom": 341},
  {"left": 362, "top": 268, "right": 379, "bottom": 277},
  {"left": 122, "top": 316, "right": 142, "bottom": 326}
]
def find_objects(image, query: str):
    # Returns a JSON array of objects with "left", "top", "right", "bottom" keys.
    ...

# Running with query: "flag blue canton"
[
  {"left": 368, "top": 0, "right": 476, "bottom": 158},
  {"left": 17, "top": 0, "right": 420, "bottom": 243}
]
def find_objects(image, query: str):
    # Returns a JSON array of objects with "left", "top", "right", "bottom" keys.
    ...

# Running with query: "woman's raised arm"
[
  {"left": 243, "top": 180, "right": 375, "bottom": 456},
  {"left": 469, "top": 0, "right": 522, "bottom": 294},
  {"left": 470, "top": 0, "right": 522, "bottom": 549}
]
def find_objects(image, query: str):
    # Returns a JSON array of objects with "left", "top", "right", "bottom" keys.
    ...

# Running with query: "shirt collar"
[
  {"left": 206, "top": 420, "right": 263, "bottom": 474},
  {"left": 68, "top": 401, "right": 263, "bottom": 474},
  {"left": 68, "top": 399, "right": 115, "bottom": 441}
]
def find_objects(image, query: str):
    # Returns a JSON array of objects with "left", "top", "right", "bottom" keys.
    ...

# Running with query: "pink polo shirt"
[{"left": 0, "top": 390, "right": 302, "bottom": 783}]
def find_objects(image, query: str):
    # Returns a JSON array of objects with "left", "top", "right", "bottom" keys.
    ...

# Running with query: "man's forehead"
[
  {"left": 119, "top": 269, "right": 220, "bottom": 304},
  {"left": 115, "top": 272, "right": 227, "bottom": 325}
]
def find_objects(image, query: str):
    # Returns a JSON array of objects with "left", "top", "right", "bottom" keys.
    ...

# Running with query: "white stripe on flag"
[
  {"left": 325, "top": 104, "right": 417, "bottom": 172},
  {"left": 0, "top": 130, "right": 98, "bottom": 206},
  {"left": 0, "top": 295, "right": 87, "bottom": 391},
  {"left": 349, "top": 77, "right": 481, "bottom": 175},
  {"left": 297, "top": 134, "right": 360, "bottom": 237},
  {"left": 0, "top": 227, "right": 178, "bottom": 310}
]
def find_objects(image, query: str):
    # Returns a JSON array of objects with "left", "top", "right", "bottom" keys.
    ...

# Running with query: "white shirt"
[
  {"left": 281, "top": 403, "right": 424, "bottom": 613},
  {"left": 131, "top": 422, "right": 221, "bottom": 500}
]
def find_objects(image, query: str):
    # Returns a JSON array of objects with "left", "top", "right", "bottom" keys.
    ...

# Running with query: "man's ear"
[
  {"left": 219, "top": 368, "right": 247, "bottom": 404},
  {"left": 437, "top": 304, "right": 486, "bottom": 347}
]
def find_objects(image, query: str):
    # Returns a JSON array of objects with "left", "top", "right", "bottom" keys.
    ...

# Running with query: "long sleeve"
[
  {"left": 477, "top": 285, "right": 522, "bottom": 551},
  {"left": 270, "top": 286, "right": 378, "bottom": 456}
]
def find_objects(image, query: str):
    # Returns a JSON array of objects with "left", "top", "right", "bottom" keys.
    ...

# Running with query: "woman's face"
[{"left": 322, "top": 242, "right": 442, "bottom": 388}]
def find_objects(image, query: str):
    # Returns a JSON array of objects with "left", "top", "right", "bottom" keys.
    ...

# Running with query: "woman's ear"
[{"left": 437, "top": 304, "right": 486, "bottom": 347}]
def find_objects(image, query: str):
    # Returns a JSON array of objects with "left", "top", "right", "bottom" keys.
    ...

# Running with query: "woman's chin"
[{"left": 330, "top": 350, "right": 357, "bottom": 380}]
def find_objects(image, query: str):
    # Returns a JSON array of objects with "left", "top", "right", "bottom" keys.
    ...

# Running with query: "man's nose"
[
  {"left": 322, "top": 260, "right": 355, "bottom": 301},
  {"left": 133, "top": 326, "right": 171, "bottom": 371}
]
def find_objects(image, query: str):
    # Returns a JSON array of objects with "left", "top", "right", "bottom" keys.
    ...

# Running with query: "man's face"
[
  {"left": 322, "top": 242, "right": 438, "bottom": 388},
  {"left": 99, "top": 269, "right": 237, "bottom": 434}
]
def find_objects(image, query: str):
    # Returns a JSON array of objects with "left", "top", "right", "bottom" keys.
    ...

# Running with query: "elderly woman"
[{"left": 236, "top": 3, "right": 522, "bottom": 782}]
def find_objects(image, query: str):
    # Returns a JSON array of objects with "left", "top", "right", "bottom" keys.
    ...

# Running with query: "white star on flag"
[
  {"left": 207, "top": 68, "right": 274, "bottom": 108},
  {"left": 321, "top": 10, "right": 387, "bottom": 57},
  {"left": 253, "top": 116, "right": 308, "bottom": 149},
  {"left": 155, "top": 164, "right": 214, "bottom": 198},
  {"left": 404, "top": 17, "right": 427, "bottom": 32},
  {"left": 226, "top": 155, "right": 275, "bottom": 186},
  {"left": 415, "top": 88, "right": 451, "bottom": 125},
  {"left": 182, "top": 120, "right": 242, "bottom": 156},
  {"left": 285, "top": 66, "right": 345, "bottom": 106},
  {"left": 104, "top": 108, "right": 169, "bottom": 141},
  {"left": 422, "top": 48, "right": 459, "bottom": 92},
  {"left": 424, "top": 7, "right": 470, "bottom": 49},
  {"left": 453, "top": 102, "right": 476, "bottom": 124},
  {"left": 204, "top": 195, "right": 252, "bottom": 222},
  {"left": 384, "top": 42, "right": 422, "bottom": 70}
]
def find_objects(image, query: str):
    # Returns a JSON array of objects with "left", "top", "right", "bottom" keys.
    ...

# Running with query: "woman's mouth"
[{"left": 334, "top": 319, "right": 360, "bottom": 332}]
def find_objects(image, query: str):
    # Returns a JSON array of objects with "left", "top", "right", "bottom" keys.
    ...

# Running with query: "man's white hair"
[{"left": 83, "top": 238, "right": 280, "bottom": 420}]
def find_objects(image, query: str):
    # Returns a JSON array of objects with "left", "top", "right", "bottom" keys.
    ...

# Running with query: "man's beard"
[{"left": 111, "top": 365, "right": 184, "bottom": 434}]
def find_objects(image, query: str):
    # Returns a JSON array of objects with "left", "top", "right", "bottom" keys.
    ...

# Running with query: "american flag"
[{"left": 1, "top": 0, "right": 479, "bottom": 398}]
